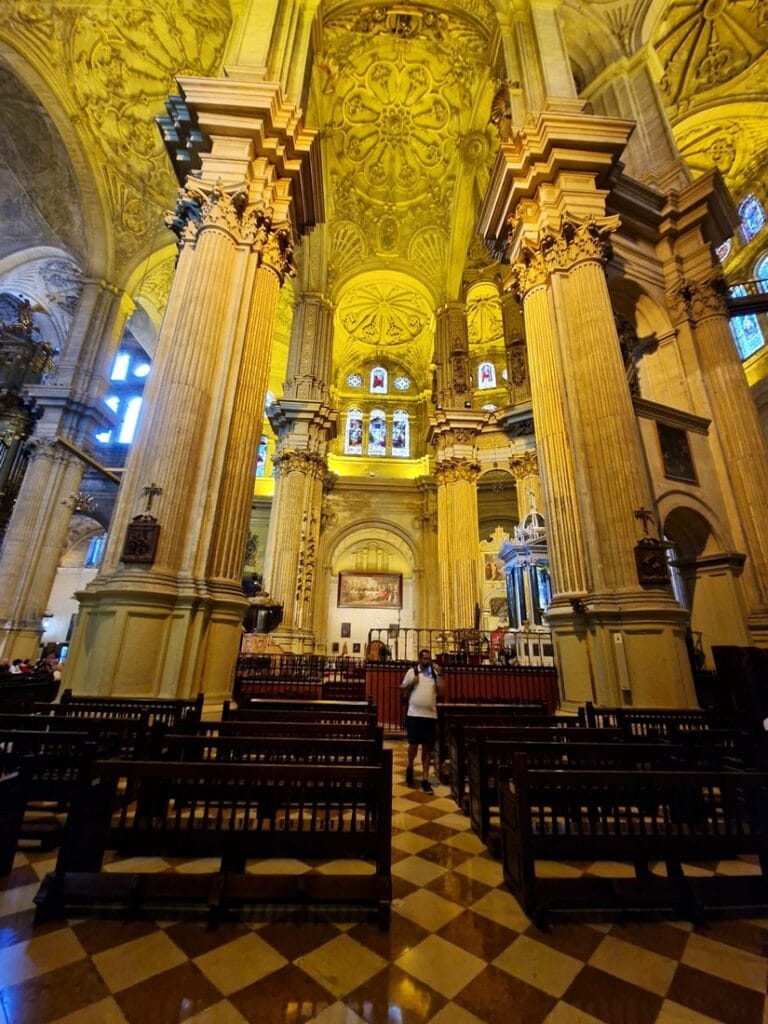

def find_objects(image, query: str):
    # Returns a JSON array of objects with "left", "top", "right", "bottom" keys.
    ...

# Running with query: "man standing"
[{"left": 401, "top": 648, "right": 442, "bottom": 793}]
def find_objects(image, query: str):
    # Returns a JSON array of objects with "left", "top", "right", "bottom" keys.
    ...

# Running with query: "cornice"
[{"left": 633, "top": 397, "right": 710, "bottom": 435}]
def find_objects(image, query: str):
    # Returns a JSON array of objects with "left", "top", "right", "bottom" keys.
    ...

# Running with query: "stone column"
[
  {"left": 263, "top": 448, "right": 326, "bottom": 649},
  {"left": 672, "top": 275, "right": 768, "bottom": 641},
  {"left": 510, "top": 450, "right": 542, "bottom": 522},
  {"left": 0, "top": 280, "right": 130, "bottom": 662},
  {"left": 435, "top": 460, "right": 481, "bottom": 630},
  {"left": 65, "top": 80, "right": 321, "bottom": 699},
  {"left": 478, "top": 110, "right": 695, "bottom": 708}
]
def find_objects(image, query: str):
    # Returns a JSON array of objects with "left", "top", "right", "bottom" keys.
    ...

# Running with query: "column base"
[
  {"left": 267, "top": 628, "right": 316, "bottom": 654},
  {"left": 547, "top": 592, "right": 697, "bottom": 709},
  {"left": 0, "top": 624, "right": 45, "bottom": 663},
  {"left": 64, "top": 574, "right": 247, "bottom": 704}
]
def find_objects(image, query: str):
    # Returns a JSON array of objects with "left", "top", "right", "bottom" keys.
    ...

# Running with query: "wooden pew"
[
  {"left": 0, "top": 674, "right": 60, "bottom": 711},
  {"left": 221, "top": 701, "right": 377, "bottom": 727},
  {"left": 198, "top": 720, "right": 383, "bottom": 743},
  {"left": 0, "top": 712, "right": 153, "bottom": 760},
  {"left": 579, "top": 703, "right": 726, "bottom": 737},
  {"left": 55, "top": 690, "right": 204, "bottom": 732},
  {"left": 35, "top": 752, "right": 393, "bottom": 927},
  {"left": 0, "top": 771, "right": 25, "bottom": 874},
  {"left": 157, "top": 733, "right": 385, "bottom": 765},
  {"left": 499, "top": 754, "right": 768, "bottom": 926},
  {"left": 449, "top": 722, "right": 620, "bottom": 810}
]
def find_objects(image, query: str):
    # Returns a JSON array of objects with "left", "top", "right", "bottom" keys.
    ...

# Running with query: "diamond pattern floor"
[{"left": 0, "top": 744, "right": 765, "bottom": 1023}]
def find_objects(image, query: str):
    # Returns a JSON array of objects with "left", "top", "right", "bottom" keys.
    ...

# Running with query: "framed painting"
[
  {"left": 657, "top": 423, "right": 697, "bottom": 484},
  {"left": 337, "top": 572, "right": 402, "bottom": 609}
]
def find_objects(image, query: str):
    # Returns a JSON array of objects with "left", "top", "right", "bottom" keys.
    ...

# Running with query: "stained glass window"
[
  {"left": 370, "top": 367, "right": 387, "bottom": 393},
  {"left": 478, "top": 362, "right": 496, "bottom": 389},
  {"left": 368, "top": 409, "right": 387, "bottom": 456},
  {"left": 729, "top": 285, "right": 764, "bottom": 359},
  {"left": 739, "top": 194, "right": 766, "bottom": 242},
  {"left": 344, "top": 408, "right": 364, "bottom": 455},
  {"left": 346, "top": 373, "right": 362, "bottom": 389},
  {"left": 110, "top": 352, "right": 129, "bottom": 381},
  {"left": 394, "top": 376, "right": 410, "bottom": 391},
  {"left": 501, "top": 367, "right": 508, "bottom": 380},
  {"left": 133, "top": 362, "right": 151, "bottom": 378},
  {"left": 715, "top": 240, "right": 731, "bottom": 263},
  {"left": 255, "top": 435, "right": 268, "bottom": 477},
  {"left": 481, "top": 403, "right": 497, "bottom": 412},
  {"left": 755, "top": 253, "right": 768, "bottom": 288},
  {"left": 391, "top": 410, "right": 409, "bottom": 457},
  {"left": 265, "top": 390, "right": 275, "bottom": 407},
  {"left": 118, "top": 397, "right": 142, "bottom": 444}
]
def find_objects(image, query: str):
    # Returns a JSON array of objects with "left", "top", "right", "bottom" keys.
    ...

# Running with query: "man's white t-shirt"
[{"left": 401, "top": 666, "right": 439, "bottom": 719}]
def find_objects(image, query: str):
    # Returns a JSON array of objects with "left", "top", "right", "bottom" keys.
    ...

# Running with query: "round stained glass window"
[
  {"left": 394, "top": 375, "right": 410, "bottom": 391},
  {"left": 346, "top": 373, "right": 362, "bottom": 388}
]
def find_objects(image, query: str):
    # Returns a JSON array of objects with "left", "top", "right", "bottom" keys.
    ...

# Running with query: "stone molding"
[
  {"left": 272, "top": 448, "right": 327, "bottom": 478},
  {"left": 668, "top": 275, "right": 730, "bottom": 327},
  {"left": 510, "top": 450, "right": 539, "bottom": 478},
  {"left": 434, "top": 460, "right": 480, "bottom": 485}
]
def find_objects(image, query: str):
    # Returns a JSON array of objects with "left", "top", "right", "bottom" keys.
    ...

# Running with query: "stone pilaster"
[
  {"left": 434, "top": 303, "right": 471, "bottom": 409},
  {"left": 501, "top": 292, "right": 530, "bottom": 407},
  {"left": 283, "top": 292, "right": 333, "bottom": 403},
  {"left": 510, "top": 450, "right": 542, "bottom": 522},
  {"left": 66, "top": 80, "right": 321, "bottom": 699}
]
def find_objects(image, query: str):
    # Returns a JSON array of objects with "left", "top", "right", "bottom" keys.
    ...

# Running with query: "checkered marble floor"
[{"left": 0, "top": 743, "right": 766, "bottom": 1024}]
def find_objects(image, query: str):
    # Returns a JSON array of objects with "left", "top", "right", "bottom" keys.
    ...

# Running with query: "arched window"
[
  {"left": 729, "top": 285, "right": 765, "bottom": 359},
  {"left": 478, "top": 361, "right": 496, "bottom": 389},
  {"left": 715, "top": 240, "right": 731, "bottom": 263},
  {"left": 344, "top": 408, "right": 363, "bottom": 455},
  {"left": 118, "top": 396, "right": 142, "bottom": 443},
  {"left": 391, "top": 410, "right": 409, "bottom": 457},
  {"left": 739, "top": 194, "right": 766, "bottom": 243},
  {"left": 755, "top": 253, "right": 768, "bottom": 290},
  {"left": 370, "top": 366, "right": 387, "bottom": 393},
  {"left": 255, "top": 435, "right": 268, "bottom": 477},
  {"left": 368, "top": 409, "right": 387, "bottom": 456}
]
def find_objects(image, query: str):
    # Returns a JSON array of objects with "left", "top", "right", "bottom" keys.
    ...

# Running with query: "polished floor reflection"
[{"left": 0, "top": 744, "right": 766, "bottom": 1023}]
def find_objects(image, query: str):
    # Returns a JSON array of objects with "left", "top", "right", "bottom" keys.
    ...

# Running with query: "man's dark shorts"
[{"left": 406, "top": 715, "right": 437, "bottom": 746}]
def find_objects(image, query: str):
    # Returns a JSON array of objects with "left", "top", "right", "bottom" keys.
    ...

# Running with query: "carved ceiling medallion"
[
  {"left": 467, "top": 283, "right": 504, "bottom": 346},
  {"left": 337, "top": 282, "right": 431, "bottom": 347}
]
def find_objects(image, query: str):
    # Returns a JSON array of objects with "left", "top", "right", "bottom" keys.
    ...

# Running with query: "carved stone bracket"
[{"left": 510, "top": 215, "right": 620, "bottom": 301}]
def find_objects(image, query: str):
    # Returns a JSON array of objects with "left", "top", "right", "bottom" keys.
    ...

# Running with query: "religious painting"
[
  {"left": 340, "top": 622, "right": 351, "bottom": 638},
  {"left": 484, "top": 554, "right": 502, "bottom": 581},
  {"left": 338, "top": 572, "right": 402, "bottom": 609},
  {"left": 657, "top": 423, "right": 697, "bottom": 484}
]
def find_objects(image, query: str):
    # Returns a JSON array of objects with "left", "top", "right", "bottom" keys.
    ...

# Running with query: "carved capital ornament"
[{"left": 510, "top": 216, "right": 620, "bottom": 301}]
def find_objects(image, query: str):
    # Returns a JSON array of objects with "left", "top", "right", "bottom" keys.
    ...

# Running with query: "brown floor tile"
[
  {"left": 0, "top": 958, "right": 109, "bottom": 1024},
  {"left": 72, "top": 917, "right": 160, "bottom": 957},
  {"left": 608, "top": 921, "right": 690, "bottom": 962},
  {"left": 666, "top": 962, "right": 766, "bottom": 1024},
  {"left": 405, "top": 805, "right": 450, "bottom": 821},
  {"left": 114, "top": 961, "right": 221, "bottom": 1024},
  {"left": 418, "top": 844, "right": 473, "bottom": 870},
  {"left": 522, "top": 922, "right": 604, "bottom": 963},
  {"left": 692, "top": 919, "right": 768, "bottom": 959},
  {"left": 392, "top": 876, "right": 419, "bottom": 901},
  {"left": 426, "top": 870, "right": 492, "bottom": 907},
  {"left": 255, "top": 921, "right": 342, "bottom": 961},
  {"left": 413, "top": 822, "right": 462, "bottom": 843},
  {"left": 562, "top": 964, "right": 664, "bottom": 1024},
  {"left": 438, "top": 909, "right": 517, "bottom": 962},
  {"left": 345, "top": 962, "right": 447, "bottom": 1023},
  {"left": 455, "top": 963, "right": 556, "bottom": 1024},
  {"left": 229, "top": 962, "right": 334, "bottom": 1023},
  {"left": 391, "top": 847, "right": 414, "bottom": 865},
  {"left": 347, "top": 913, "right": 430, "bottom": 961},
  {"left": 163, "top": 920, "right": 251, "bottom": 960}
]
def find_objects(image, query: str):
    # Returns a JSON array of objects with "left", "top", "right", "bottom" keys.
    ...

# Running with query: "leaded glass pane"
[
  {"left": 370, "top": 367, "right": 387, "bottom": 393},
  {"left": 715, "top": 240, "right": 731, "bottom": 262},
  {"left": 739, "top": 194, "right": 765, "bottom": 242},
  {"left": 346, "top": 373, "right": 362, "bottom": 388},
  {"left": 394, "top": 375, "right": 410, "bottom": 391},
  {"left": 344, "top": 408, "right": 363, "bottom": 455},
  {"left": 392, "top": 410, "right": 409, "bottom": 456},
  {"left": 478, "top": 362, "right": 496, "bottom": 389},
  {"left": 368, "top": 409, "right": 387, "bottom": 455}
]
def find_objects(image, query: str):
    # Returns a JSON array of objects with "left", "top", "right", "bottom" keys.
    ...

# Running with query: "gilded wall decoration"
[
  {"left": 137, "top": 257, "right": 175, "bottom": 317},
  {"left": 3, "top": 1, "right": 232, "bottom": 270},
  {"left": 653, "top": 0, "right": 767, "bottom": 116},
  {"left": 337, "top": 283, "right": 430, "bottom": 348},
  {"left": 466, "top": 283, "right": 504, "bottom": 346},
  {"left": 675, "top": 116, "right": 768, "bottom": 194}
]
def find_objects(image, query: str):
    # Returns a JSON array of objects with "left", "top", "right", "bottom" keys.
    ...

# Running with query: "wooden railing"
[{"left": 232, "top": 655, "right": 560, "bottom": 730}]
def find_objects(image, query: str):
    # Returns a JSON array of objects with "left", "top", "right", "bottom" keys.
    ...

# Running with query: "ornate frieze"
[{"left": 510, "top": 217, "right": 619, "bottom": 300}]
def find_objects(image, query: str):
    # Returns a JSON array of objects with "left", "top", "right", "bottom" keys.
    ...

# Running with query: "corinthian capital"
[
  {"left": 260, "top": 224, "right": 296, "bottom": 285},
  {"left": 669, "top": 275, "right": 729, "bottom": 326},
  {"left": 273, "top": 448, "right": 326, "bottom": 478},
  {"left": 434, "top": 459, "right": 481, "bottom": 485},
  {"left": 511, "top": 215, "right": 620, "bottom": 300},
  {"left": 165, "top": 178, "right": 249, "bottom": 247},
  {"left": 510, "top": 451, "right": 539, "bottom": 479}
]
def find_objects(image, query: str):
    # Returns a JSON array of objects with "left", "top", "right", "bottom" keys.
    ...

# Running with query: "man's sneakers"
[
  {"left": 405, "top": 766, "right": 414, "bottom": 786},
  {"left": 421, "top": 779, "right": 433, "bottom": 794}
]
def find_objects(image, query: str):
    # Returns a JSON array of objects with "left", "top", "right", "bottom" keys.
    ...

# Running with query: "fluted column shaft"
[
  {"left": 521, "top": 284, "right": 589, "bottom": 596},
  {"left": 435, "top": 463, "right": 481, "bottom": 629},
  {"left": 283, "top": 293, "right": 333, "bottom": 402}
]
